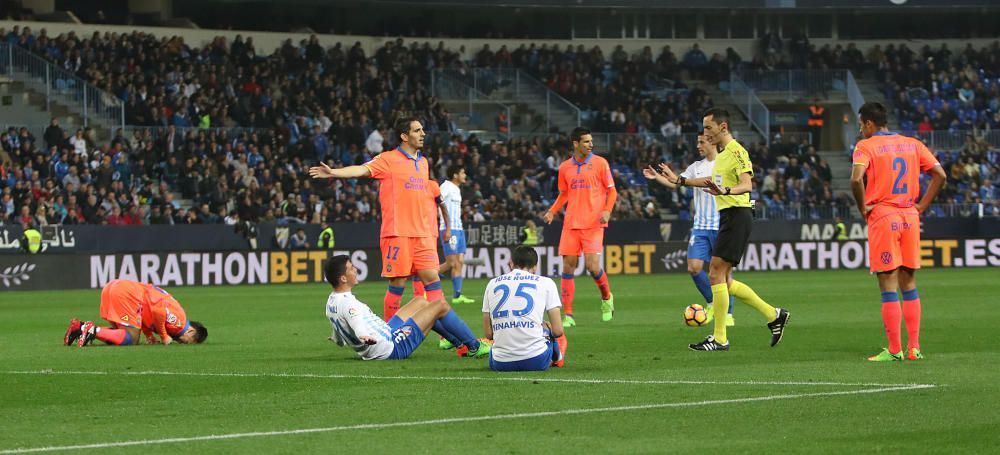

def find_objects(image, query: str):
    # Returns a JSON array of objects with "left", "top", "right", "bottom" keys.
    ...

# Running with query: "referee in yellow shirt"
[{"left": 656, "top": 108, "right": 790, "bottom": 351}]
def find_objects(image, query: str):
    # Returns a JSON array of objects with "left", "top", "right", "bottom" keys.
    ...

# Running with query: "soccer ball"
[{"left": 684, "top": 304, "right": 708, "bottom": 327}]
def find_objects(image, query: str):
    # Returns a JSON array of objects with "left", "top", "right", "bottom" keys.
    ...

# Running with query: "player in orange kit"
[
  {"left": 850, "top": 102, "right": 946, "bottom": 362},
  {"left": 309, "top": 117, "right": 489, "bottom": 358},
  {"left": 542, "top": 127, "right": 616, "bottom": 327},
  {"left": 63, "top": 279, "right": 208, "bottom": 347}
]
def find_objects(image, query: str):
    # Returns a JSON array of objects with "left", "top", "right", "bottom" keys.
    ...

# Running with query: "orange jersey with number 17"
[
  {"left": 363, "top": 148, "right": 436, "bottom": 238},
  {"left": 852, "top": 132, "right": 939, "bottom": 211}
]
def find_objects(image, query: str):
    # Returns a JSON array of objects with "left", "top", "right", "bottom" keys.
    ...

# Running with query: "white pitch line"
[
  {"left": 1, "top": 370, "right": 936, "bottom": 388},
  {"left": 0, "top": 384, "right": 936, "bottom": 454}
]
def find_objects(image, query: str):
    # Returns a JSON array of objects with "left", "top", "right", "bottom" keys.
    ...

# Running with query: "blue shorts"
[
  {"left": 489, "top": 342, "right": 558, "bottom": 372},
  {"left": 386, "top": 316, "right": 426, "bottom": 360},
  {"left": 688, "top": 229, "right": 719, "bottom": 263},
  {"left": 440, "top": 229, "right": 467, "bottom": 255}
]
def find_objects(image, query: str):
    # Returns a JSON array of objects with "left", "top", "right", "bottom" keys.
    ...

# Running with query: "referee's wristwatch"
[{"left": 724, "top": 187, "right": 731, "bottom": 195}]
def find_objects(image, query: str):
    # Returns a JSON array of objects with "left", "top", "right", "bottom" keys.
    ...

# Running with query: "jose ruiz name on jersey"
[{"left": 492, "top": 273, "right": 541, "bottom": 283}]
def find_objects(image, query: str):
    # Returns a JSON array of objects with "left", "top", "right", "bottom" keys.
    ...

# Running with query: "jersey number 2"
[
  {"left": 492, "top": 283, "right": 536, "bottom": 319},
  {"left": 891, "top": 158, "right": 909, "bottom": 195}
]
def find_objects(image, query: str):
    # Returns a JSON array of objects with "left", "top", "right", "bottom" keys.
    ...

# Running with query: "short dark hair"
[
  {"left": 447, "top": 164, "right": 464, "bottom": 180},
  {"left": 858, "top": 102, "right": 888, "bottom": 127},
  {"left": 324, "top": 254, "right": 350, "bottom": 287},
  {"left": 512, "top": 246, "right": 539, "bottom": 269},
  {"left": 394, "top": 116, "right": 419, "bottom": 142},
  {"left": 570, "top": 127, "right": 592, "bottom": 143},
  {"left": 703, "top": 107, "right": 730, "bottom": 127},
  {"left": 189, "top": 320, "right": 208, "bottom": 344}
]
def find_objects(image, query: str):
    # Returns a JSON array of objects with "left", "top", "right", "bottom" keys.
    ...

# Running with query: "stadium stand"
[{"left": 1, "top": 25, "right": 997, "bottom": 227}]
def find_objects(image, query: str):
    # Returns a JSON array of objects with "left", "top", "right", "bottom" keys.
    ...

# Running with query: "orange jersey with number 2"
[{"left": 852, "top": 132, "right": 939, "bottom": 211}]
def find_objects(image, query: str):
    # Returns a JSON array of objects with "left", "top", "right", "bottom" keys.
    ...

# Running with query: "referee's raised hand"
[{"left": 704, "top": 179, "right": 724, "bottom": 195}]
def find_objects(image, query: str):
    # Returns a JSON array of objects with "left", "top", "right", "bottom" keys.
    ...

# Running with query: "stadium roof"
[{"left": 220, "top": 0, "right": 998, "bottom": 9}]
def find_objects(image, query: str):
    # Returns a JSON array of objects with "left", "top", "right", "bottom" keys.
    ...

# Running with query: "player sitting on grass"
[
  {"left": 64, "top": 279, "right": 208, "bottom": 347},
  {"left": 483, "top": 246, "right": 568, "bottom": 372},
  {"left": 324, "top": 255, "right": 491, "bottom": 360}
]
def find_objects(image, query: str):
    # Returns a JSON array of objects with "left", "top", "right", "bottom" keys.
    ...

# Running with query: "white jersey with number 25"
[{"left": 482, "top": 269, "right": 561, "bottom": 362}]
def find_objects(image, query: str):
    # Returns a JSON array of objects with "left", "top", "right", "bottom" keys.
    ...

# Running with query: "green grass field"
[{"left": 1, "top": 268, "right": 998, "bottom": 453}]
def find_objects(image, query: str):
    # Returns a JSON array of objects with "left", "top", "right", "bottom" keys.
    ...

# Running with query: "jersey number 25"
[{"left": 492, "top": 283, "right": 536, "bottom": 319}]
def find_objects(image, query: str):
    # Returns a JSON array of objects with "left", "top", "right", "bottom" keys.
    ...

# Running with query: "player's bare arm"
[
  {"left": 358, "top": 335, "right": 378, "bottom": 345},
  {"left": 438, "top": 200, "right": 452, "bottom": 242},
  {"left": 546, "top": 308, "right": 564, "bottom": 339},
  {"left": 308, "top": 162, "right": 371, "bottom": 179},
  {"left": 915, "top": 164, "right": 947, "bottom": 214},
  {"left": 850, "top": 163, "right": 874, "bottom": 217}
]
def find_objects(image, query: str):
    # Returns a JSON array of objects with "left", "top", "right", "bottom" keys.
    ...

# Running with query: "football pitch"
[{"left": 1, "top": 268, "right": 997, "bottom": 453}]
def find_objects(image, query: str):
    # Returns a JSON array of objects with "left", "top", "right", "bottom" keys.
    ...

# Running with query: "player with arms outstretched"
[
  {"left": 656, "top": 108, "right": 789, "bottom": 351},
  {"left": 309, "top": 120, "right": 439, "bottom": 313},
  {"left": 324, "top": 255, "right": 489, "bottom": 360},
  {"left": 309, "top": 118, "right": 489, "bottom": 357},
  {"left": 850, "top": 102, "right": 946, "bottom": 362},
  {"left": 483, "top": 246, "right": 568, "bottom": 372},
  {"left": 542, "top": 127, "right": 616, "bottom": 327},
  {"left": 644, "top": 132, "right": 735, "bottom": 326},
  {"left": 64, "top": 279, "right": 208, "bottom": 347}
]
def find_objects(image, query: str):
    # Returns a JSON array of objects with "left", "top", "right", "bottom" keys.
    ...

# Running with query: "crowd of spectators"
[
  {"left": 461, "top": 42, "right": 727, "bottom": 135},
  {"left": 876, "top": 41, "right": 1000, "bottom": 135},
  {"left": 0, "top": 117, "right": 853, "bottom": 227},
  {"left": 1, "top": 24, "right": 999, "bottom": 228},
  {"left": 743, "top": 34, "right": 1000, "bottom": 215},
  {"left": 925, "top": 134, "right": 1000, "bottom": 216}
]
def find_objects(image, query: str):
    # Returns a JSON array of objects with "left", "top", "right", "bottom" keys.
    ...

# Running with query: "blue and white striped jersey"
[
  {"left": 680, "top": 158, "right": 720, "bottom": 231},
  {"left": 439, "top": 179, "right": 464, "bottom": 231},
  {"left": 325, "top": 291, "right": 394, "bottom": 360}
]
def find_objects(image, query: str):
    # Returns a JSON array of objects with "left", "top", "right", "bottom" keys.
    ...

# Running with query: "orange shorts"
[
  {"left": 558, "top": 227, "right": 605, "bottom": 257},
  {"left": 867, "top": 206, "right": 921, "bottom": 273},
  {"left": 380, "top": 236, "right": 439, "bottom": 278},
  {"left": 99, "top": 280, "right": 143, "bottom": 329}
]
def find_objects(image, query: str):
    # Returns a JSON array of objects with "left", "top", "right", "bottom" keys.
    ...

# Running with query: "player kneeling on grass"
[
  {"left": 324, "top": 255, "right": 491, "bottom": 360},
  {"left": 483, "top": 246, "right": 568, "bottom": 371},
  {"left": 64, "top": 279, "right": 208, "bottom": 347}
]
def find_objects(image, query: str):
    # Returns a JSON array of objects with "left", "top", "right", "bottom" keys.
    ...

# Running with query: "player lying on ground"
[
  {"left": 483, "top": 246, "right": 568, "bottom": 372},
  {"left": 64, "top": 279, "right": 208, "bottom": 347},
  {"left": 324, "top": 255, "right": 491, "bottom": 360}
]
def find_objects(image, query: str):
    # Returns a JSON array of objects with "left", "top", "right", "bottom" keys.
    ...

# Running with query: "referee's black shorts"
[{"left": 714, "top": 207, "right": 753, "bottom": 265}]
